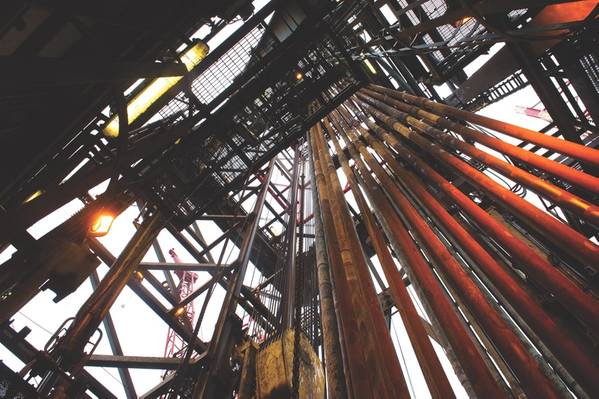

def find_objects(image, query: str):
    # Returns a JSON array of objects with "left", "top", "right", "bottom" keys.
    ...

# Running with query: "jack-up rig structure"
[{"left": 0, "top": 1, "right": 598, "bottom": 398}]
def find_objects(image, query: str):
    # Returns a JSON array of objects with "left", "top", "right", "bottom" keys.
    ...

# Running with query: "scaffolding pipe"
[
  {"left": 354, "top": 112, "right": 599, "bottom": 333},
  {"left": 367, "top": 84, "right": 599, "bottom": 168},
  {"left": 307, "top": 136, "right": 348, "bottom": 399},
  {"left": 365, "top": 85, "right": 599, "bottom": 196},
  {"left": 324, "top": 116, "right": 455, "bottom": 399},
  {"left": 355, "top": 94, "right": 599, "bottom": 271},
  {"left": 340, "top": 117, "right": 562, "bottom": 399},
  {"left": 360, "top": 88, "right": 599, "bottom": 221},
  {"left": 354, "top": 120, "right": 599, "bottom": 398},
  {"left": 312, "top": 123, "right": 410, "bottom": 399},
  {"left": 332, "top": 116, "right": 506, "bottom": 399}
]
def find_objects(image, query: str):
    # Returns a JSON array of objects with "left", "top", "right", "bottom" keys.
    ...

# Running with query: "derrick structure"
[{"left": 0, "top": 1, "right": 598, "bottom": 398}]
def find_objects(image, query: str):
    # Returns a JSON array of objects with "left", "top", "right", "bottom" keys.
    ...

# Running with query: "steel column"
[
  {"left": 509, "top": 42, "right": 582, "bottom": 144},
  {"left": 151, "top": 239, "right": 177, "bottom": 296}
]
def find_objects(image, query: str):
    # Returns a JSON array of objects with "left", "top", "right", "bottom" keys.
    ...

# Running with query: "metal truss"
[{"left": 2, "top": 2, "right": 599, "bottom": 398}]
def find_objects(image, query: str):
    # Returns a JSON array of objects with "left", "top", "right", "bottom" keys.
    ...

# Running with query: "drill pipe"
[
  {"left": 340, "top": 117, "right": 562, "bottom": 399},
  {"left": 359, "top": 88, "right": 599, "bottom": 223},
  {"left": 312, "top": 122, "right": 410, "bottom": 399},
  {"left": 364, "top": 86, "right": 599, "bottom": 196},
  {"left": 355, "top": 94, "right": 599, "bottom": 269},
  {"left": 307, "top": 136, "right": 348, "bottom": 399},
  {"left": 332, "top": 115, "right": 507, "bottom": 399},
  {"left": 310, "top": 127, "right": 378, "bottom": 399},
  {"left": 354, "top": 120, "right": 599, "bottom": 397},
  {"left": 367, "top": 83, "right": 599, "bottom": 168},
  {"left": 323, "top": 116, "right": 455, "bottom": 399},
  {"left": 354, "top": 114, "right": 599, "bottom": 334}
]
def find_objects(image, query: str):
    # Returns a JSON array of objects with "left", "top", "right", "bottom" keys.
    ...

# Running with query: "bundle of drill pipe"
[{"left": 308, "top": 84, "right": 599, "bottom": 399}]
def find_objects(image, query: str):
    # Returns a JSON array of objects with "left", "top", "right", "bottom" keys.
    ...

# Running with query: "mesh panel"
[{"left": 158, "top": 24, "right": 267, "bottom": 119}]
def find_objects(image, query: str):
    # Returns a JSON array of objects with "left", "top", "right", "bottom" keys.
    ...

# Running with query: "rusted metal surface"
[
  {"left": 367, "top": 84, "right": 599, "bottom": 168},
  {"left": 332, "top": 113, "right": 506, "bottom": 399},
  {"left": 307, "top": 135, "right": 348, "bottom": 399},
  {"left": 237, "top": 341, "right": 258, "bottom": 399},
  {"left": 353, "top": 119, "right": 599, "bottom": 398},
  {"left": 311, "top": 123, "right": 409, "bottom": 399},
  {"left": 310, "top": 127, "right": 362, "bottom": 398},
  {"left": 324, "top": 114, "right": 455, "bottom": 399},
  {"left": 255, "top": 329, "right": 324, "bottom": 399},
  {"left": 353, "top": 113, "right": 599, "bottom": 333},
  {"left": 363, "top": 86, "right": 599, "bottom": 201},
  {"left": 340, "top": 115, "right": 562, "bottom": 398},
  {"left": 355, "top": 92, "right": 599, "bottom": 269}
]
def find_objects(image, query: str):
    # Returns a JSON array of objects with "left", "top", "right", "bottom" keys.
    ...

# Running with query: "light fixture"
[
  {"left": 23, "top": 189, "right": 43, "bottom": 204},
  {"left": 103, "top": 41, "right": 209, "bottom": 138},
  {"left": 135, "top": 271, "right": 144, "bottom": 281},
  {"left": 453, "top": 16, "right": 473, "bottom": 28},
  {"left": 174, "top": 307, "right": 186, "bottom": 317},
  {"left": 295, "top": 71, "right": 303, "bottom": 81},
  {"left": 363, "top": 58, "right": 377, "bottom": 74},
  {"left": 89, "top": 212, "right": 116, "bottom": 237}
]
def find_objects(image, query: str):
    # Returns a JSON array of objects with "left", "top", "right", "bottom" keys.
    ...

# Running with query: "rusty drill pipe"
[
  {"left": 313, "top": 126, "right": 381, "bottom": 396},
  {"left": 317, "top": 122, "right": 410, "bottom": 399},
  {"left": 324, "top": 116, "right": 455, "bottom": 399},
  {"left": 333, "top": 116, "right": 508, "bottom": 399},
  {"left": 356, "top": 115, "right": 599, "bottom": 333},
  {"left": 355, "top": 93, "right": 599, "bottom": 269},
  {"left": 343, "top": 100, "right": 480, "bottom": 397},
  {"left": 364, "top": 86, "right": 599, "bottom": 196},
  {"left": 312, "top": 126, "right": 398, "bottom": 399},
  {"left": 310, "top": 127, "right": 365, "bottom": 399},
  {"left": 341, "top": 118, "right": 562, "bottom": 399},
  {"left": 368, "top": 83, "right": 599, "bottom": 168},
  {"left": 360, "top": 88, "right": 599, "bottom": 224},
  {"left": 307, "top": 134, "right": 348, "bottom": 399},
  {"left": 313, "top": 122, "right": 410, "bottom": 399},
  {"left": 355, "top": 122, "right": 599, "bottom": 398}
]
